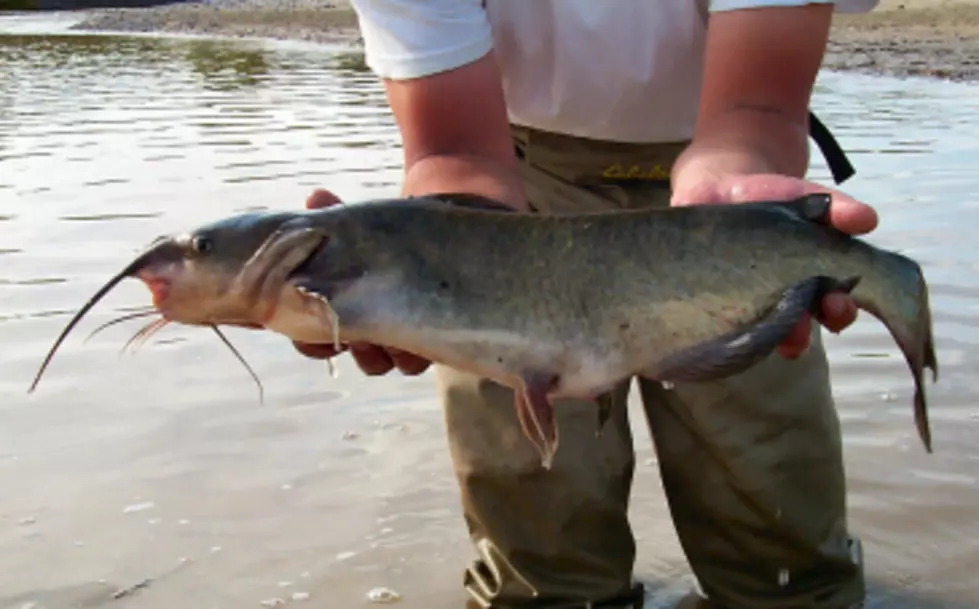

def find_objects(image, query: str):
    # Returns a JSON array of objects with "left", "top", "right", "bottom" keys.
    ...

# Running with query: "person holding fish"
[{"left": 295, "top": 1, "right": 881, "bottom": 608}]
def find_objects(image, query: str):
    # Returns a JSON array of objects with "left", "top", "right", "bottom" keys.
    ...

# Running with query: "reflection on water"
[
  {"left": 1, "top": 31, "right": 978, "bottom": 609},
  {"left": 184, "top": 39, "right": 271, "bottom": 91}
]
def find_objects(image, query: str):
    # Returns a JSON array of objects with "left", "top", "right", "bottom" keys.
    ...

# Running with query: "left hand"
[
  {"left": 671, "top": 172, "right": 879, "bottom": 360},
  {"left": 291, "top": 188, "right": 433, "bottom": 377}
]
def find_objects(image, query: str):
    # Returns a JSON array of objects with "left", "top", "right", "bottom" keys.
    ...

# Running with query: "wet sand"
[{"left": 62, "top": 0, "right": 979, "bottom": 82}]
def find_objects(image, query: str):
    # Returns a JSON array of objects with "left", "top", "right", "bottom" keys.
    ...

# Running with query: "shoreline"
[
  {"left": 67, "top": 1, "right": 365, "bottom": 46},
  {"left": 828, "top": 1, "right": 979, "bottom": 81},
  {"left": 10, "top": 0, "right": 975, "bottom": 82}
]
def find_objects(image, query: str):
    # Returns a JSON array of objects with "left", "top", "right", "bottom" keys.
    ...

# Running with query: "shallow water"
[{"left": 0, "top": 29, "right": 977, "bottom": 609}]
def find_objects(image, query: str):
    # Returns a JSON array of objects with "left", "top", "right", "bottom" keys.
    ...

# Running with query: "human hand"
[
  {"left": 671, "top": 173, "right": 879, "bottom": 360},
  {"left": 290, "top": 189, "right": 432, "bottom": 376}
]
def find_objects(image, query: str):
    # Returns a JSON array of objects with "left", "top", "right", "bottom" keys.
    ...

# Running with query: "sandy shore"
[{"left": 60, "top": 0, "right": 979, "bottom": 81}]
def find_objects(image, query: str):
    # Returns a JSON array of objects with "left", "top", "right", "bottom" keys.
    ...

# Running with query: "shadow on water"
[
  {"left": 1, "top": 31, "right": 978, "bottom": 609},
  {"left": 184, "top": 39, "right": 270, "bottom": 91},
  {"left": 0, "top": 32, "right": 181, "bottom": 68},
  {"left": 327, "top": 49, "right": 370, "bottom": 73},
  {"left": 0, "top": 32, "right": 274, "bottom": 88}
]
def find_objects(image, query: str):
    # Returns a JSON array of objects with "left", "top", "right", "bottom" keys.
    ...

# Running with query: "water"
[{"left": 1, "top": 29, "right": 978, "bottom": 609}]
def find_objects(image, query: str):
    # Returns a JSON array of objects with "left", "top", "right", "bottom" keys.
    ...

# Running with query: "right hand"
[{"left": 290, "top": 189, "right": 433, "bottom": 377}]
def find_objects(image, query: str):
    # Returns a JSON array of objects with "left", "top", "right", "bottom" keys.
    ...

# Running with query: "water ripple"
[{"left": 1, "top": 32, "right": 978, "bottom": 609}]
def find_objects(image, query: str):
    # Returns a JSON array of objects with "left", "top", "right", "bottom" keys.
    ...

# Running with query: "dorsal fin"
[{"left": 423, "top": 192, "right": 519, "bottom": 213}]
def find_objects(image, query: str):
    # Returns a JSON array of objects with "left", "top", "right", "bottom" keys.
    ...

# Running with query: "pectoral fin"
[
  {"left": 514, "top": 374, "right": 559, "bottom": 470},
  {"left": 646, "top": 275, "right": 861, "bottom": 383}
]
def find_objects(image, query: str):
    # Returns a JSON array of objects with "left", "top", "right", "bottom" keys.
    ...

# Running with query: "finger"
[
  {"left": 706, "top": 174, "right": 877, "bottom": 236},
  {"left": 292, "top": 341, "right": 343, "bottom": 360},
  {"left": 753, "top": 181, "right": 876, "bottom": 236},
  {"left": 817, "top": 292, "right": 858, "bottom": 334},
  {"left": 349, "top": 342, "right": 395, "bottom": 375},
  {"left": 776, "top": 314, "right": 814, "bottom": 359},
  {"left": 388, "top": 348, "right": 432, "bottom": 376},
  {"left": 823, "top": 192, "right": 878, "bottom": 236},
  {"left": 675, "top": 178, "right": 878, "bottom": 235},
  {"left": 306, "top": 188, "right": 343, "bottom": 210}
]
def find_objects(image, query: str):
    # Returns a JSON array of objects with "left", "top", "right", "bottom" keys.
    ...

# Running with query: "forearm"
[
  {"left": 673, "top": 3, "right": 832, "bottom": 188},
  {"left": 401, "top": 152, "right": 528, "bottom": 210}
]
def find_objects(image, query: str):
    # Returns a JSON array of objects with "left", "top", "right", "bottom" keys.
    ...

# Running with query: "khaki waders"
[{"left": 435, "top": 125, "right": 866, "bottom": 609}]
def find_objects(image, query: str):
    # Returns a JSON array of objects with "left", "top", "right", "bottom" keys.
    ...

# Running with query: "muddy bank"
[
  {"left": 62, "top": 1, "right": 979, "bottom": 81},
  {"left": 828, "top": 2, "right": 979, "bottom": 80}
]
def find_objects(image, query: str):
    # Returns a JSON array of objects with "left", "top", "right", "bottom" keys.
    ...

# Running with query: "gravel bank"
[
  {"left": 67, "top": 0, "right": 979, "bottom": 81},
  {"left": 70, "top": 0, "right": 363, "bottom": 45}
]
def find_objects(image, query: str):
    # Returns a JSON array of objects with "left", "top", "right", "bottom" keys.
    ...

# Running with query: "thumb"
[{"left": 306, "top": 188, "right": 343, "bottom": 210}]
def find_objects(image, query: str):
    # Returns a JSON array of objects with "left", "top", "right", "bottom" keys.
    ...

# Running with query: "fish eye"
[{"left": 191, "top": 235, "right": 213, "bottom": 254}]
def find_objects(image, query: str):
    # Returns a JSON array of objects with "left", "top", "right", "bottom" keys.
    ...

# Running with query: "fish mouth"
[{"left": 137, "top": 271, "right": 171, "bottom": 309}]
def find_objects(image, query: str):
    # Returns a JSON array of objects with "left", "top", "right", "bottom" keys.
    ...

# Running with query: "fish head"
[
  {"left": 27, "top": 210, "right": 327, "bottom": 395},
  {"left": 135, "top": 212, "right": 327, "bottom": 327}
]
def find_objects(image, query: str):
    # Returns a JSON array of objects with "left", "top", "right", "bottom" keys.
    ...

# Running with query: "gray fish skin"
[
  {"left": 27, "top": 193, "right": 938, "bottom": 469},
  {"left": 268, "top": 193, "right": 937, "bottom": 466}
]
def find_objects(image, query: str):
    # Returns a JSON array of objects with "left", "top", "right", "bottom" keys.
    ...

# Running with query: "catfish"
[{"left": 28, "top": 193, "right": 938, "bottom": 468}]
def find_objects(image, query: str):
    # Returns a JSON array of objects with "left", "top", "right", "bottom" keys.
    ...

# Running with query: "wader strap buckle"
[{"left": 809, "top": 110, "right": 856, "bottom": 185}]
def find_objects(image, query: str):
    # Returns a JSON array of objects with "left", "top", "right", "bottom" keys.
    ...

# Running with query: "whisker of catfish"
[
  {"left": 120, "top": 318, "right": 168, "bottom": 355},
  {"left": 132, "top": 318, "right": 169, "bottom": 352},
  {"left": 209, "top": 324, "right": 265, "bottom": 404},
  {"left": 84, "top": 309, "right": 160, "bottom": 344}
]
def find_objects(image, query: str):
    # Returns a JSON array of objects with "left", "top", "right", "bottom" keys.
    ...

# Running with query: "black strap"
[
  {"left": 512, "top": 111, "right": 855, "bottom": 188},
  {"left": 809, "top": 110, "right": 855, "bottom": 185}
]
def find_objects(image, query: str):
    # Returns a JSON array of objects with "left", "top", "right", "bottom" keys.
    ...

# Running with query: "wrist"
[
  {"left": 673, "top": 110, "right": 811, "bottom": 187},
  {"left": 402, "top": 153, "right": 528, "bottom": 211}
]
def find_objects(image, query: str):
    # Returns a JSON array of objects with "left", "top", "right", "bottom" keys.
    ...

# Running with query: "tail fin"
[{"left": 849, "top": 249, "right": 938, "bottom": 453}]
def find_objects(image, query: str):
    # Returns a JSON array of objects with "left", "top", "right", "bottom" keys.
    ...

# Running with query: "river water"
[{"left": 0, "top": 27, "right": 977, "bottom": 609}]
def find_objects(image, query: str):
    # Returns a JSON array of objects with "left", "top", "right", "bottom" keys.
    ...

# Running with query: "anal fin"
[
  {"left": 514, "top": 373, "right": 559, "bottom": 469},
  {"left": 646, "top": 275, "right": 860, "bottom": 383}
]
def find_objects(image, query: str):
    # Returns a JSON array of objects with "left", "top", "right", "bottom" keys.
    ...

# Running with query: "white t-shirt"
[{"left": 350, "top": 0, "right": 878, "bottom": 144}]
